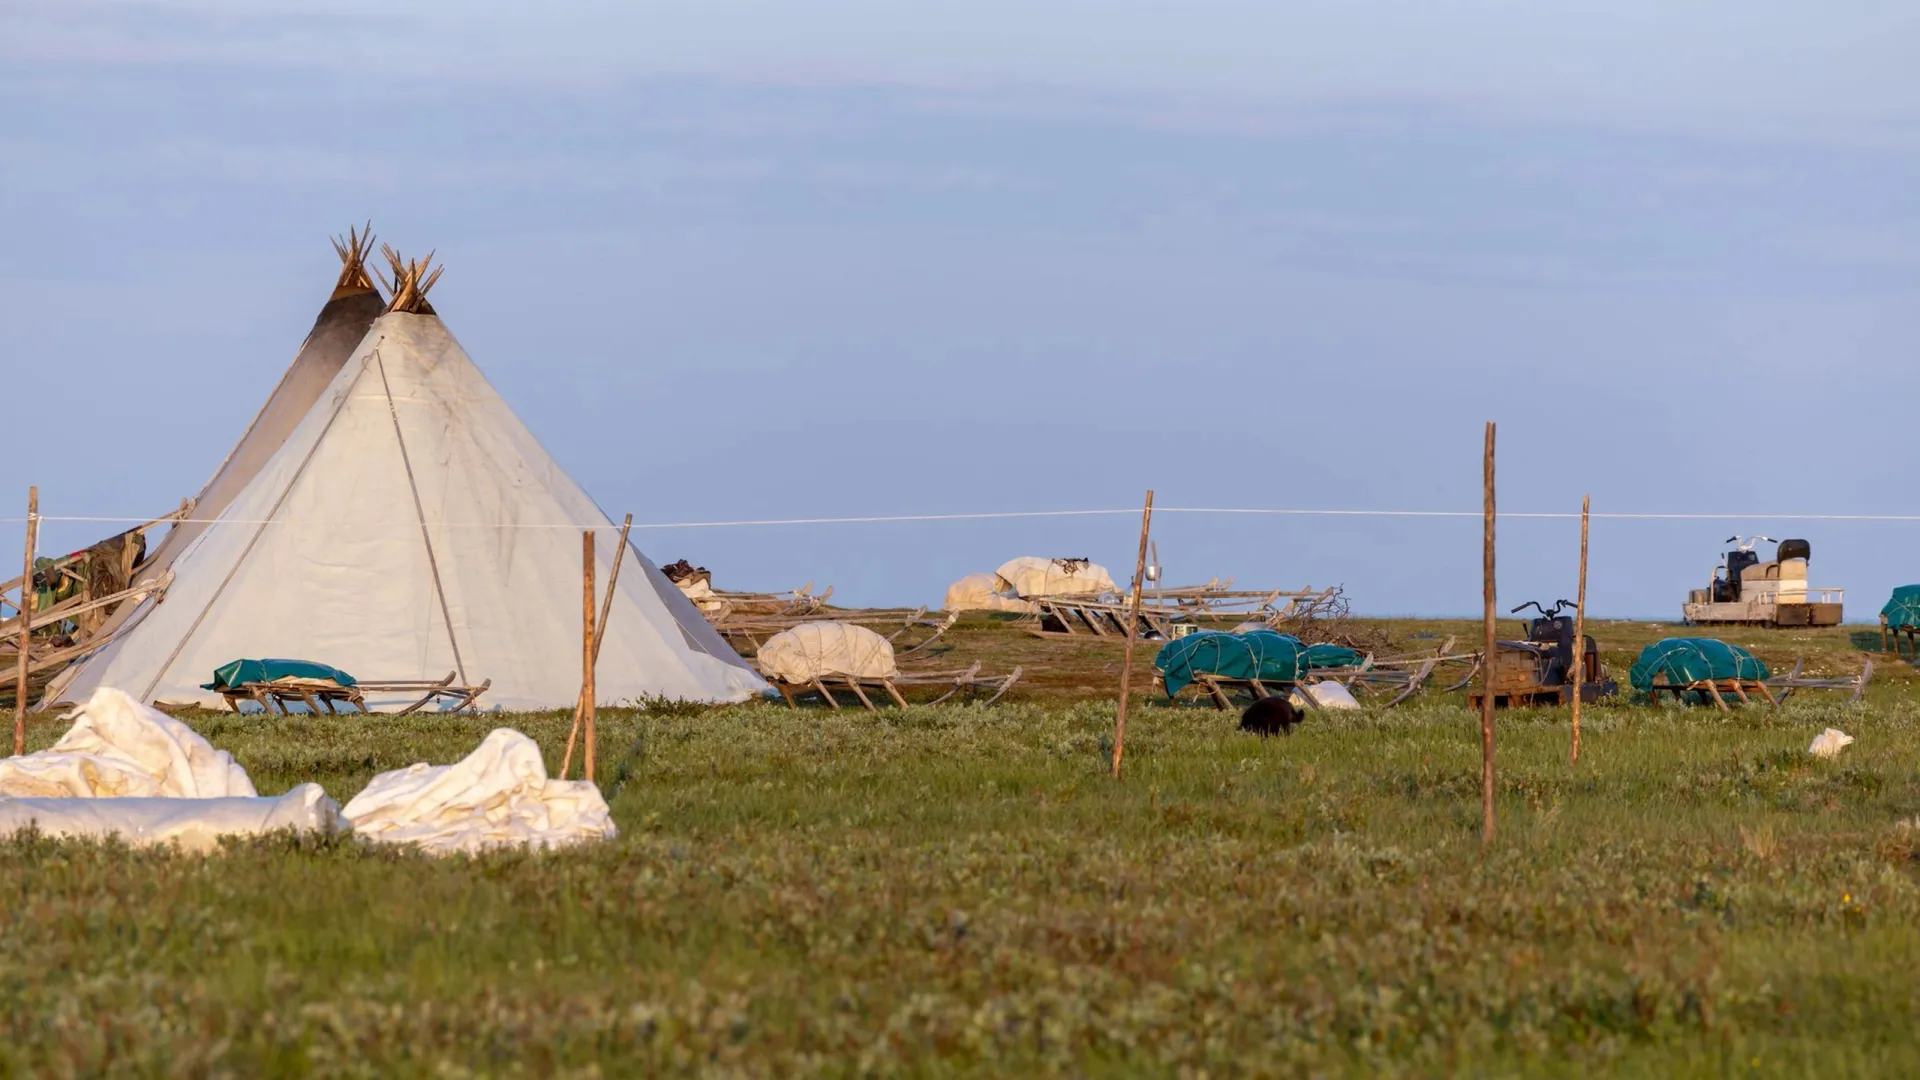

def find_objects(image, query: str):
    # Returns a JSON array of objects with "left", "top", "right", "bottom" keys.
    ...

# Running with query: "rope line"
[{"left": 10, "top": 507, "right": 1920, "bottom": 529}]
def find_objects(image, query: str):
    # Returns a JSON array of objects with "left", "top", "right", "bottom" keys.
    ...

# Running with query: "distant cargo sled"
[{"left": 1681, "top": 536, "right": 1843, "bottom": 627}]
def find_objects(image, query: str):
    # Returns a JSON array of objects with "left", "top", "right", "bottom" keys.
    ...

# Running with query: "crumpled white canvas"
[
  {"left": 0, "top": 785, "right": 342, "bottom": 852},
  {"left": 0, "top": 687, "right": 342, "bottom": 849},
  {"left": 0, "top": 688, "right": 256, "bottom": 798},
  {"left": 994, "top": 557, "right": 1117, "bottom": 600},
  {"left": 1809, "top": 728, "right": 1854, "bottom": 759},
  {"left": 755, "top": 622, "right": 899, "bottom": 683},
  {"left": 942, "top": 573, "right": 1035, "bottom": 613},
  {"left": 341, "top": 728, "right": 616, "bottom": 855},
  {"left": 1290, "top": 681, "right": 1362, "bottom": 710}
]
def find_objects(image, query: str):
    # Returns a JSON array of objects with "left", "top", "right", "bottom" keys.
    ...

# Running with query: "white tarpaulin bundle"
[
  {"left": 942, "top": 572, "right": 1036, "bottom": 614},
  {"left": 755, "top": 622, "right": 899, "bottom": 683},
  {"left": 995, "top": 557, "right": 1117, "bottom": 599},
  {"left": 1809, "top": 728, "right": 1855, "bottom": 759},
  {"left": 50, "top": 306, "right": 765, "bottom": 711},
  {"left": 0, "top": 688, "right": 342, "bottom": 850},
  {"left": 341, "top": 728, "right": 616, "bottom": 855},
  {"left": 676, "top": 576, "right": 727, "bottom": 615},
  {"left": 0, "top": 788, "right": 342, "bottom": 853},
  {"left": 0, "top": 688, "right": 256, "bottom": 798}
]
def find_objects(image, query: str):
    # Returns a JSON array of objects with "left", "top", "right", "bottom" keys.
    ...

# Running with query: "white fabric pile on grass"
[
  {"left": 0, "top": 787, "right": 341, "bottom": 854},
  {"left": 0, "top": 688, "right": 258, "bottom": 798},
  {"left": 1809, "top": 728, "right": 1854, "bottom": 759},
  {"left": 1290, "top": 682, "right": 1362, "bottom": 710},
  {"left": 0, "top": 690, "right": 615, "bottom": 856},
  {"left": 942, "top": 572, "right": 1036, "bottom": 614},
  {"left": 995, "top": 557, "right": 1116, "bottom": 599},
  {"left": 342, "top": 728, "right": 615, "bottom": 855},
  {"left": 0, "top": 688, "right": 341, "bottom": 850},
  {"left": 754, "top": 622, "right": 899, "bottom": 683}
]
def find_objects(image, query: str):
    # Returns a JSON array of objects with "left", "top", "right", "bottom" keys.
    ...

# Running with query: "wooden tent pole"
[
  {"left": 12, "top": 487, "right": 36, "bottom": 756},
  {"left": 592, "top": 515, "right": 632, "bottom": 662},
  {"left": 559, "top": 517, "right": 632, "bottom": 780},
  {"left": 1480, "top": 424, "right": 1496, "bottom": 841},
  {"left": 582, "top": 531, "right": 598, "bottom": 783},
  {"left": 1571, "top": 494, "right": 1590, "bottom": 764},
  {"left": 1111, "top": 489, "right": 1155, "bottom": 779}
]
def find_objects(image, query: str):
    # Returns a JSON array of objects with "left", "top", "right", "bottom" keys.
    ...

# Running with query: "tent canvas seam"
[{"left": 375, "top": 349, "right": 469, "bottom": 684}]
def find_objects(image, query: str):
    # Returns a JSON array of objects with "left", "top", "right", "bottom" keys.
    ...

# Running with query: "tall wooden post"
[
  {"left": 1111, "top": 489, "right": 1155, "bottom": 779},
  {"left": 562, "top": 517, "right": 633, "bottom": 781},
  {"left": 13, "top": 487, "right": 37, "bottom": 757},
  {"left": 581, "top": 530, "right": 597, "bottom": 783},
  {"left": 1571, "top": 495, "right": 1590, "bottom": 764},
  {"left": 1480, "top": 424, "right": 1496, "bottom": 841}
]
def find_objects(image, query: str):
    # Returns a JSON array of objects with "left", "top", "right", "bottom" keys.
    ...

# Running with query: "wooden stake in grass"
[
  {"left": 1111, "top": 489, "right": 1154, "bottom": 779},
  {"left": 582, "top": 530, "right": 597, "bottom": 784},
  {"left": 1480, "top": 424, "right": 1496, "bottom": 841},
  {"left": 12, "top": 487, "right": 37, "bottom": 757},
  {"left": 562, "top": 516, "right": 632, "bottom": 781},
  {"left": 1570, "top": 494, "right": 1590, "bottom": 764}
]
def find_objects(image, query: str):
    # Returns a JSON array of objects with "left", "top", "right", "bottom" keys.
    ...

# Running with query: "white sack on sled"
[{"left": 341, "top": 728, "right": 616, "bottom": 855}]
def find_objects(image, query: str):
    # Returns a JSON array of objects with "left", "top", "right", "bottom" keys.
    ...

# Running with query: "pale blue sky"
[{"left": 4, "top": 1, "right": 1917, "bottom": 616}]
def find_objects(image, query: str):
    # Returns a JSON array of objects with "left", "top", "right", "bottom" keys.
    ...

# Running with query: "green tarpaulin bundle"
[
  {"left": 1155, "top": 630, "right": 1363, "bottom": 698},
  {"left": 1627, "top": 639, "right": 1769, "bottom": 693},
  {"left": 202, "top": 659, "right": 358, "bottom": 692},
  {"left": 1882, "top": 586, "right": 1920, "bottom": 630}
]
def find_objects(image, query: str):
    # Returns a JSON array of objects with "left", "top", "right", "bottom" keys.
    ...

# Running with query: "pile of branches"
[{"left": 1275, "top": 586, "right": 1397, "bottom": 656}]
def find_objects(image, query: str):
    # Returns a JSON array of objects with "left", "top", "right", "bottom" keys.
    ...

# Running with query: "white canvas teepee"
[{"left": 55, "top": 252, "right": 766, "bottom": 710}]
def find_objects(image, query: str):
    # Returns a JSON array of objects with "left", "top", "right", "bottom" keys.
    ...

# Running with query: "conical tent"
[{"left": 54, "top": 253, "right": 765, "bottom": 710}]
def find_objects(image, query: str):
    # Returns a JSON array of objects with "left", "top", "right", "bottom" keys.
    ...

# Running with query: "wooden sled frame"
[
  {"left": 720, "top": 609, "right": 958, "bottom": 659},
  {"left": 1155, "top": 659, "right": 1435, "bottom": 712},
  {"left": 770, "top": 662, "right": 1022, "bottom": 711},
  {"left": 1882, "top": 616, "right": 1920, "bottom": 660},
  {"left": 218, "top": 671, "right": 492, "bottom": 716},
  {"left": 1646, "top": 657, "right": 1872, "bottom": 710},
  {"left": 1023, "top": 596, "right": 1188, "bottom": 640}
]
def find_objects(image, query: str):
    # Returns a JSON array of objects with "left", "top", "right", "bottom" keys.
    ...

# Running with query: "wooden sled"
[
  {"left": 1155, "top": 661, "right": 1431, "bottom": 712},
  {"left": 1767, "top": 657, "right": 1872, "bottom": 705},
  {"left": 1647, "top": 657, "right": 1871, "bottom": 710},
  {"left": 1881, "top": 616, "right": 1920, "bottom": 660},
  {"left": 720, "top": 608, "right": 956, "bottom": 658},
  {"left": 217, "top": 671, "right": 492, "bottom": 716},
  {"left": 1023, "top": 596, "right": 1189, "bottom": 640},
  {"left": 1645, "top": 674, "right": 1776, "bottom": 710},
  {"left": 769, "top": 662, "right": 1022, "bottom": 711}
]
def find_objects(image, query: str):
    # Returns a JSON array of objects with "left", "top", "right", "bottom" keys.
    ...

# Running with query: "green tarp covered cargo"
[
  {"left": 1155, "top": 630, "right": 1363, "bottom": 698},
  {"left": 203, "top": 659, "right": 358, "bottom": 692},
  {"left": 1882, "top": 586, "right": 1920, "bottom": 630},
  {"left": 1628, "top": 639, "right": 1769, "bottom": 693}
]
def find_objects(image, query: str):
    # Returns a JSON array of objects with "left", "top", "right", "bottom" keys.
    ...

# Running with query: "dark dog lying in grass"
[{"left": 1239, "top": 695, "right": 1300, "bottom": 736}]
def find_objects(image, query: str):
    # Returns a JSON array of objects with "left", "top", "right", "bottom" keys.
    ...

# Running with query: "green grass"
[{"left": 6, "top": 617, "right": 1920, "bottom": 1076}]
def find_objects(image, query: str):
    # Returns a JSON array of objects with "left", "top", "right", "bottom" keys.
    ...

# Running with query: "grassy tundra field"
[{"left": 7, "top": 616, "right": 1920, "bottom": 1077}]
